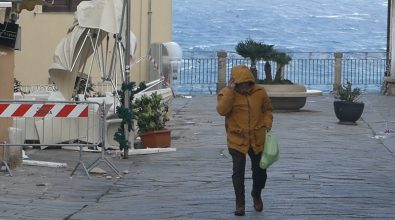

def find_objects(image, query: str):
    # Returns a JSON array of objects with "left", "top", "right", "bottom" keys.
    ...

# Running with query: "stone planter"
[{"left": 258, "top": 84, "right": 322, "bottom": 111}]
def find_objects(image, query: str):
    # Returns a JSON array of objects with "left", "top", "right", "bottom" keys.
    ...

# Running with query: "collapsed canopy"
[
  {"left": 75, "top": 0, "right": 124, "bottom": 34},
  {"left": 48, "top": 0, "right": 136, "bottom": 100}
]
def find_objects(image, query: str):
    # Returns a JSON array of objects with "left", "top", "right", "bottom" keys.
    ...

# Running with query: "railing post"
[
  {"left": 333, "top": 52, "right": 343, "bottom": 92},
  {"left": 217, "top": 51, "right": 227, "bottom": 93}
]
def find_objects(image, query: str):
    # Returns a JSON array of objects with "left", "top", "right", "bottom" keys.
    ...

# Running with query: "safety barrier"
[{"left": 0, "top": 100, "right": 120, "bottom": 178}]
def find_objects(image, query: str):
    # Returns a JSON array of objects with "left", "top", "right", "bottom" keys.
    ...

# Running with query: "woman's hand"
[{"left": 227, "top": 78, "right": 235, "bottom": 89}]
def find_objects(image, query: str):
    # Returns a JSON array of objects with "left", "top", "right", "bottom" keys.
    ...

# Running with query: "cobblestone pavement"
[{"left": 0, "top": 94, "right": 394, "bottom": 220}]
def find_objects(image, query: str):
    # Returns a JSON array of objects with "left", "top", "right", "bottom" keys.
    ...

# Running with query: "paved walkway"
[{"left": 0, "top": 94, "right": 395, "bottom": 220}]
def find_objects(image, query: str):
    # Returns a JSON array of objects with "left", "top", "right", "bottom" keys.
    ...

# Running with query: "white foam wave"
[
  {"left": 314, "top": 15, "right": 340, "bottom": 19},
  {"left": 313, "top": 13, "right": 369, "bottom": 20}
]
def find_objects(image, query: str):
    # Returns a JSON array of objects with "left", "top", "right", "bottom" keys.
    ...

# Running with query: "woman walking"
[{"left": 216, "top": 65, "right": 273, "bottom": 216}]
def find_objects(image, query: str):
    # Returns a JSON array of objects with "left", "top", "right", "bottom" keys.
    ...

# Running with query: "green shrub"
[
  {"left": 334, "top": 81, "right": 362, "bottom": 103},
  {"left": 134, "top": 92, "right": 169, "bottom": 133}
]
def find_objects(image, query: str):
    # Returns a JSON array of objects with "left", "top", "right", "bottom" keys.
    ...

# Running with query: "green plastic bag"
[{"left": 259, "top": 131, "right": 279, "bottom": 169}]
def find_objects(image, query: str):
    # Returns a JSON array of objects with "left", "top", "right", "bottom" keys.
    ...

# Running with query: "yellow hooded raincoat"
[{"left": 216, "top": 65, "right": 273, "bottom": 154}]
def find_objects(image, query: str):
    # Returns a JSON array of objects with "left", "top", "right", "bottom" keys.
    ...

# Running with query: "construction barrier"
[{"left": 0, "top": 100, "right": 120, "bottom": 178}]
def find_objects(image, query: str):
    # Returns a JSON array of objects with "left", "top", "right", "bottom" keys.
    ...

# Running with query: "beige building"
[
  {"left": 0, "top": 0, "right": 173, "bottom": 165},
  {"left": 386, "top": 0, "right": 395, "bottom": 94},
  {"left": 14, "top": 0, "right": 172, "bottom": 86}
]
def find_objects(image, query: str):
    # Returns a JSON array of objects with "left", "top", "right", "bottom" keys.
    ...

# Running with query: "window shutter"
[
  {"left": 71, "top": 0, "right": 84, "bottom": 11},
  {"left": 42, "top": 0, "right": 86, "bottom": 12},
  {"left": 42, "top": 0, "right": 70, "bottom": 12}
]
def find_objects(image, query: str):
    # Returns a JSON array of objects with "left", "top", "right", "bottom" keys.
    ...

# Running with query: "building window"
[{"left": 42, "top": 0, "right": 86, "bottom": 12}]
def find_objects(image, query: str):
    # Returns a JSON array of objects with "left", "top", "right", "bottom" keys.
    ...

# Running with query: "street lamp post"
[{"left": 123, "top": 0, "right": 131, "bottom": 158}]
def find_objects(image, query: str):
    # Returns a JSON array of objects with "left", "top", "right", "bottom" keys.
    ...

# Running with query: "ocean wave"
[
  {"left": 173, "top": 0, "right": 387, "bottom": 52},
  {"left": 313, "top": 13, "right": 369, "bottom": 20},
  {"left": 314, "top": 15, "right": 341, "bottom": 19}
]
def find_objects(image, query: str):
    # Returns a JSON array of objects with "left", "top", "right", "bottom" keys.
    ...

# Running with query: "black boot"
[
  {"left": 229, "top": 148, "right": 247, "bottom": 216},
  {"left": 234, "top": 200, "right": 245, "bottom": 216},
  {"left": 251, "top": 191, "right": 263, "bottom": 212},
  {"left": 234, "top": 184, "right": 245, "bottom": 216}
]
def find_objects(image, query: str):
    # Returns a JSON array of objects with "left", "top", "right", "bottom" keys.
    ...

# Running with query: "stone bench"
[
  {"left": 258, "top": 84, "right": 323, "bottom": 111},
  {"left": 267, "top": 89, "right": 323, "bottom": 97}
]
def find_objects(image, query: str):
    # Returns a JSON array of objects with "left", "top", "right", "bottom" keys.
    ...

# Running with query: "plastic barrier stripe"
[
  {"left": 1, "top": 104, "right": 19, "bottom": 117},
  {"left": 50, "top": 104, "right": 66, "bottom": 117},
  {"left": 67, "top": 105, "right": 88, "bottom": 117},
  {"left": 24, "top": 104, "right": 45, "bottom": 117},
  {"left": 0, "top": 103, "right": 90, "bottom": 118},
  {"left": 34, "top": 104, "right": 55, "bottom": 117},
  {"left": 79, "top": 106, "right": 89, "bottom": 117},
  {"left": 0, "top": 104, "right": 9, "bottom": 115},
  {"left": 11, "top": 104, "right": 32, "bottom": 117},
  {"left": 55, "top": 104, "right": 76, "bottom": 117}
]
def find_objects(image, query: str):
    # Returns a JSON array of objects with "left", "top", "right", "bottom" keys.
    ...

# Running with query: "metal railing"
[
  {"left": 16, "top": 52, "right": 387, "bottom": 95},
  {"left": 173, "top": 52, "right": 388, "bottom": 94}
]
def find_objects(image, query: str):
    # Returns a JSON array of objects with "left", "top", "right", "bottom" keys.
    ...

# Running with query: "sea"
[
  {"left": 171, "top": 0, "right": 388, "bottom": 94},
  {"left": 173, "top": 0, "right": 388, "bottom": 54}
]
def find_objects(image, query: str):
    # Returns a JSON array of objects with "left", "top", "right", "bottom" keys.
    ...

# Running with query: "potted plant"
[
  {"left": 134, "top": 92, "right": 171, "bottom": 148},
  {"left": 235, "top": 38, "right": 274, "bottom": 81},
  {"left": 235, "top": 38, "right": 293, "bottom": 84},
  {"left": 334, "top": 81, "right": 364, "bottom": 124},
  {"left": 235, "top": 38, "right": 314, "bottom": 111}
]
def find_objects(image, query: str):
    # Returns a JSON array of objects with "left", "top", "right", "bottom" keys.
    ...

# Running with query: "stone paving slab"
[{"left": 0, "top": 94, "right": 394, "bottom": 220}]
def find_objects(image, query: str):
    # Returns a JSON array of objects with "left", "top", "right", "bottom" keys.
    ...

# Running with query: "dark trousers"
[{"left": 228, "top": 148, "right": 267, "bottom": 205}]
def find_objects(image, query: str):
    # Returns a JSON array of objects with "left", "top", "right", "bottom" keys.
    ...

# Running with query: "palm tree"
[
  {"left": 261, "top": 45, "right": 275, "bottom": 82},
  {"left": 235, "top": 38, "right": 274, "bottom": 81},
  {"left": 272, "top": 51, "right": 292, "bottom": 83}
]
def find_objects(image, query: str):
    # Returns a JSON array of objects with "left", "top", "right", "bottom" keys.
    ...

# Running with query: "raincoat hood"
[{"left": 231, "top": 65, "right": 255, "bottom": 84}]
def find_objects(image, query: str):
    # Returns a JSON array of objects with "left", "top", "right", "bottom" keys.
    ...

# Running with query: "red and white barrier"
[{"left": 0, "top": 103, "right": 88, "bottom": 118}]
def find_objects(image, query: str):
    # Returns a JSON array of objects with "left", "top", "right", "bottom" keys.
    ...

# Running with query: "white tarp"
[
  {"left": 75, "top": 0, "right": 137, "bottom": 54},
  {"left": 48, "top": 24, "right": 98, "bottom": 100},
  {"left": 50, "top": 23, "right": 86, "bottom": 74},
  {"left": 75, "top": 0, "right": 124, "bottom": 34},
  {"left": 48, "top": 0, "right": 136, "bottom": 100}
]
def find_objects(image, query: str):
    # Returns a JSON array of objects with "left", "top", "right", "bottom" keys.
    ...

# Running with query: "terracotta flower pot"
[{"left": 139, "top": 129, "right": 171, "bottom": 148}]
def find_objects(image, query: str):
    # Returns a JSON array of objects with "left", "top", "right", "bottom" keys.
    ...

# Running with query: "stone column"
[
  {"left": 333, "top": 52, "right": 343, "bottom": 92},
  {"left": 216, "top": 51, "right": 227, "bottom": 93},
  {"left": 0, "top": 46, "right": 16, "bottom": 167}
]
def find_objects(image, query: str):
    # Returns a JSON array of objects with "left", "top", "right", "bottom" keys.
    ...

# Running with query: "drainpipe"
[
  {"left": 386, "top": 0, "right": 392, "bottom": 77},
  {"left": 125, "top": 0, "right": 131, "bottom": 83},
  {"left": 146, "top": 0, "right": 153, "bottom": 82},
  {"left": 147, "top": 0, "right": 152, "bottom": 53}
]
